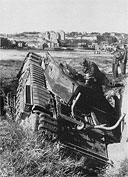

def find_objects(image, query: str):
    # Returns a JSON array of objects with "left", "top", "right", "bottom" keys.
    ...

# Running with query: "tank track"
[
  {"left": 37, "top": 112, "right": 58, "bottom": 141},
  {"left": 31, "top": 66, "right": 58, "bottom": 141}
]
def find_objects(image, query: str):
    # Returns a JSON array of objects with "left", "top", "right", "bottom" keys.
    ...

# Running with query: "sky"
[{"left": 0, "top": 0, "right": 128, "bottom": 34}]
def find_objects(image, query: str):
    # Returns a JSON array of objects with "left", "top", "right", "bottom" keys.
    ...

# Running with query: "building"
[
  {"left": 59, "top": 30, "right": 65, "bottom": 40},
  {"left": 82, "top": 36, "right": 97, "bottom": 41}
]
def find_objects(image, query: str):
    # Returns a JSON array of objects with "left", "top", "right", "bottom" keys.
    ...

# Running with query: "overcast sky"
[{"left": 0, "top": 0, "right": 128, "bottom": 34}]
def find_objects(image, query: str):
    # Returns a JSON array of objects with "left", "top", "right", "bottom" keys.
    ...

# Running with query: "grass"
[
  {"left": 0, "top": 60, "right": 22, "bottom": 80},
  {"left": 0, "top": 119, "right": 90, "bottom": 177}
]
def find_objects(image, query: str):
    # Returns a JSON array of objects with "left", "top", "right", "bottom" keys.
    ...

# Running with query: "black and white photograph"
[{"left": 0, "top": 0, "right": 128, "bottom": 176}]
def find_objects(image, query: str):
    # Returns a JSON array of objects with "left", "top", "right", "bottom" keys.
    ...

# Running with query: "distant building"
[
  {"left": 59, "top": 30, "right": 65, "bottom": 40},
  {"left": 17, "top": 41, "right": 23, "bottom": 48},
  {"left": 76, "top": 36, "right": 82, "bottom": 40},
  {"left": 44, "top": 31, "right": 50, "bottom": 40},
  {"left": 56, "top": 32, "right": 61, "bottom": 40},
  {"left": 82, "top": 36, "right": 97, "bottom": 41},
  {"left": 27, "top": 42, "right": 37, "bottom": 49},
  {"left": 50, "top": 31, "right": 57, "bottom": 42},
  {"left": 111, "top": 32, "right": 115, "bottom": 37},
  {"left": 40, "top": 30, "right": 65, "bottom": 48}
]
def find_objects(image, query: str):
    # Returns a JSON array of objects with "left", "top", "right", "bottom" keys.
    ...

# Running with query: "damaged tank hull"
[{"left": 15, "top": 52, "right": 124, "bottom": 170}]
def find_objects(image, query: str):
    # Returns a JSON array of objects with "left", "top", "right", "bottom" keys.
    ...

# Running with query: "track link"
[{"left": 38, "top": 113, "right": 58, "bottom": 140}]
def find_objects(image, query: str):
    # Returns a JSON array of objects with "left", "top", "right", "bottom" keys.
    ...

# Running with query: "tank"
[{"left": 15, "top": 52, "right": 126, "bottom": 171}]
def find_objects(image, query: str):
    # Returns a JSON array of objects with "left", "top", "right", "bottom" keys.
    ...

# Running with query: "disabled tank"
[{"left": 15, "top": 52, "right": 126, "bottom": 171}]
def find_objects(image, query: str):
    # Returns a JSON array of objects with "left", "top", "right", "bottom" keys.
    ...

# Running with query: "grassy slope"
[{"left": 0, "top": 120, "right": 87, "bottom": 177}]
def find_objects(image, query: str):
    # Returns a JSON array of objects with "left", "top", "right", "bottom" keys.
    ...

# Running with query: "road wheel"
[{"left": 38, "top": 113, "right": 58, "bottom": 140}]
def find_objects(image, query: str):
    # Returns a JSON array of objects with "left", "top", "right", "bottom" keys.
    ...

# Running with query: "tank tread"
[
  {"left": 62, "top": 142, "right": 109, "bottom": 166},
  {"left": 39, "top": 113, "right": 58, "bottom": 126},
  {"left": 38, "top": 122, "right": 58, "bottom": 133},
  {"left": 38, "top": 113, "right": 58, "bottom": 140},
  {"left": 39, "top": 117, "right": 58, "bottom": 126}
]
